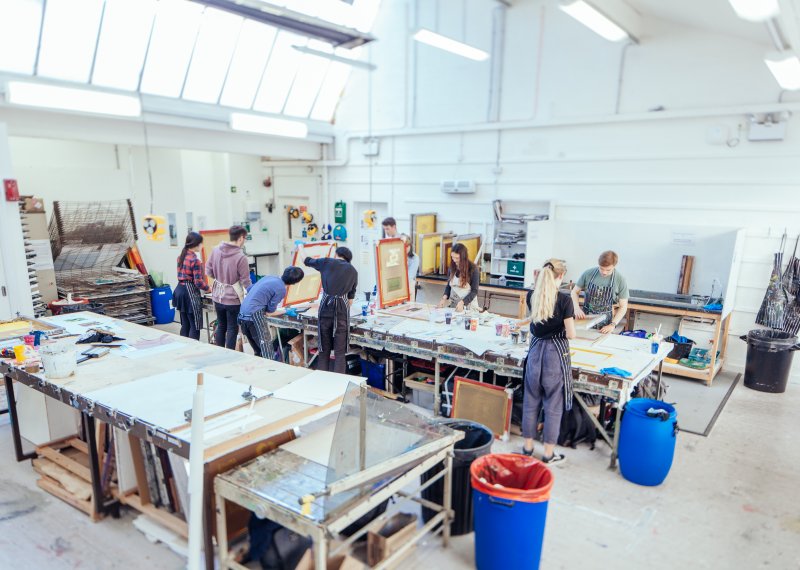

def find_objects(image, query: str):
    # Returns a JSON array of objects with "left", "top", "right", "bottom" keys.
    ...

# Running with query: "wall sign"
[{"left": 4, "top": 179, "right": 19, "bottom": 202}]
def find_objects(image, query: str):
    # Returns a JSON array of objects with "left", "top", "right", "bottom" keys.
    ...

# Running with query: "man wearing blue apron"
[{"left": 571, "top": 250, "right": 629, "bottom": 333}]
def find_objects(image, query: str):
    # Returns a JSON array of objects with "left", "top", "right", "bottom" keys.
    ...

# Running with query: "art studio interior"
[{"left": 1, "top": 1, "right": 799, "bottom": 569}]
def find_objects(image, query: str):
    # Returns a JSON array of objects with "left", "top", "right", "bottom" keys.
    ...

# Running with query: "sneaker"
[
  {"left": 541, "top": 452, "right": 566, "bottom": 465},
  {"left": 519, "top": 446, "right": 535, "bottom": 457}
]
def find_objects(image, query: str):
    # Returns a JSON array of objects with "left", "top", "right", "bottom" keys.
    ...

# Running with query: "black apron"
[{"left": 320, "top": 292, "right": 351, "bottom": 352}]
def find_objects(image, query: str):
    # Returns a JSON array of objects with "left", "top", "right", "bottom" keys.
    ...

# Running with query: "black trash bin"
[
  {"left": 421, "top": 419, "right": 493, "bottom": 535},
  {"left": 742, "top": 329, "right": 800, "bottom": 393}
]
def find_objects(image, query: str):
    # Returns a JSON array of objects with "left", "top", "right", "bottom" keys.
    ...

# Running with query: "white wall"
[{"left": 262, "top": 0, "right": 800, "bottom": 383}]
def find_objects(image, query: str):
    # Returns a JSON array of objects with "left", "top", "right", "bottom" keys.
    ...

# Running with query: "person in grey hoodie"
[{"left": 205, "top": 225, "right": 252, "bottom": 349}]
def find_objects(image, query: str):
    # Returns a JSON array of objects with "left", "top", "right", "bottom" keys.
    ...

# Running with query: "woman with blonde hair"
[{"left": 521, "top": 259, "right": 576, "bottom": 464}]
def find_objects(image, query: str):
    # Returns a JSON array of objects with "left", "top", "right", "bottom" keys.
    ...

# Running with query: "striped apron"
[
  {"left": 529, "top": 331, "right": 573, "bottom": 410},
  {"left": 583, "top": 268, "right": 616, "bottom": 328},
  {"left": 249, "top": 310, "right": 275, "bottom": 360},
  {"left": 184, "top": 282, "right": 203, "bottom": 331},
  {"left": 320, "top": 292, "right": 351, "bottom": 352}
]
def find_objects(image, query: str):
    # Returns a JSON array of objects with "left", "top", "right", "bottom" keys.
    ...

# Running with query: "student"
[
  {"left": 399, "top": 234, "right": 419, "bottom": 301},
  {"left": 521, "top": 259, "right": 576, "bottom": 465},
  {"left": 437, "top": 243, "right": 479, "bottom": 312},
  {"left": 206, "top": 225, "right": 252, "bottom": 349},
  {"left": 238, "top": 267, "right": 304, "bottom": 359},
  {"left": 304, "top": 247, "right": 358, "bottom": 373},
  {"left": 382, "top": 217, "right": 398, "bottom": 238},
  {"left": 173, "top": 232, "right": 210, "bottom": 340},
  {"left": 571, "top": 250, "right": 629, "bottom": 333}
]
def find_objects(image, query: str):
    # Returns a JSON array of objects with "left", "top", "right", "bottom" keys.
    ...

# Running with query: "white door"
[
  {"left": 353, "top": 201, "right": 388, "bottom": 297},
  {"left": 274, "top": 175, "right": 321, "bottom": 268}
]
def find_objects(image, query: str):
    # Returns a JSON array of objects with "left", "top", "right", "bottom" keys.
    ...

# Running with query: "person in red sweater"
[{"left": 205, "top": 225, "right": 252, "bottom": 349}]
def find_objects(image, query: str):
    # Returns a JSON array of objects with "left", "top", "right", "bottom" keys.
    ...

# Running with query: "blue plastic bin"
[
  {"left": 471, "top": 453, "right": 554, "bottom": 570},
  {"left": 360, "top": 359, "right": 385, "bottom": 389},
  {"left": 618, "top": 398, "right": 678, "bottom": 486},
  {"left": 150, "top": 286, "right": 175, "bottom": 325}
]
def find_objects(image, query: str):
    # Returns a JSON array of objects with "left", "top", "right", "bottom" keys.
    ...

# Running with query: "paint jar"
[
  {"left": 511, "top": 331, "right": 520, "bottom": 344},
  {"left": 495, "top": 322, "right": 504, "bottom": 336},
  {"left": 651, "top": 333, "right": 662, "bottom": 355},
  {"left": 445, "top": 310, "right": 453, "bottom": 325},
  {"left": 13, "top": 345, "right": 26, "bottom": 363},
  {"left": 464, "top": 316, "right": 472, "bottom": 331},
  {"left": 470, "top": 317, "right": 479, "bottom": 331},
  {"left": 502, "top": 321, "right": 511, "bottom": 337},
  {"left": 361, "top": 303, "right": 368, "bottom": 317},
  {"left": 23, "top": 335, "right": 35, "bottom": 347},
  {"left": 520, "top": 329, "right": 529, "bottom": 344}
]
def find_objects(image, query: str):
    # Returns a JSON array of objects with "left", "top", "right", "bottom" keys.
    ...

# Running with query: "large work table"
[{"left": 266, "top": 302, "right": 671, "bottom": 468}]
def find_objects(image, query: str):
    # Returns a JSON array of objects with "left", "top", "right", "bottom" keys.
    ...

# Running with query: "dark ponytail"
[{"left": 178, "top": 232, "right": 203, "bottom": 268}]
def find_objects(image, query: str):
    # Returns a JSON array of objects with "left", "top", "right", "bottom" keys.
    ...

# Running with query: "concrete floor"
[{"left": 2, "top": 338, "right": 799, "bottom": 568}]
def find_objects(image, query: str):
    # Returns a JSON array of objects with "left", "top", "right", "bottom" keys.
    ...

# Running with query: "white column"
[{"left": 0, "top": 123, "right": 34, "bottom": 319}]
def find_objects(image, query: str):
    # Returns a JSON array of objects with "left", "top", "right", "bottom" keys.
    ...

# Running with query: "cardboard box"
[
  {"left": 295, "top": 550, "right": 363, "bottom": 570},
  {"left": 288, "top": 334, "right": 306, "bottom": 367},
  {"left": 367, "top": 513, "right": 417, "bottom": 568},
  {"left": 21, "top": 195, "right": 45, "bottom": 213}
]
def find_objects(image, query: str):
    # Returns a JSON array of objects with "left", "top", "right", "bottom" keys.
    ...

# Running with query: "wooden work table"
[
  {"left": 1, "top": 312, "right": 356, "bottom": 570},
  {"left": 417, "top": 275, "right": 529, "bottom": 318}
]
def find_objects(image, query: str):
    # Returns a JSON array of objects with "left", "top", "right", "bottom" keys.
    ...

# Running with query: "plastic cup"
[
  {"left": 470, "top": 317, "right": 478, "bottom": 331},
  {"left": 495, "top": 322, "right": 503, "bottom": 336},
  {"left": 464, "top": 317, "right": 471, "bottom": 331},
  {"left": 13, "top": 345, "right": 26, "bottom": 363},
  {"left": 511, "top": 331, "right": 520, "bottom": 344},
  {"left": 445, "top": 311, "right": 453, "bottom": 325}
]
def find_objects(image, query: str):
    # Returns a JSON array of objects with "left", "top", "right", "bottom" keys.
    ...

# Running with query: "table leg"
[
  {"left": 216, "top": 493, "right": 230, "bottom": 569},
  {"left": 708, "top": 316, "right": 723, "bottom": 387},
  {"left": 609, "top": 403, "right": 623, "bottom": 470},
  {"left": 442, "top": 452, "right": 453, "bottom": 548},
  {"left": 83, "top": 413, "right": 105, "bottom": 517},
  {"left": 314, "top": 530, "right": 328, "bottom": 570},
  {"left": 656, "top": 360, "right": 664, "bottom": 400},
  {"left": 303, "top": 330, "right": 309, "bottom": 368},
  {"left": 275, "top": 326, "right": 285, "bottom": 362},
  {"left": 4, "top": 375, "right": 36, "bottom": 461},
  {"left": 434, "top": 358, "right": 441, "bottom": 417}
]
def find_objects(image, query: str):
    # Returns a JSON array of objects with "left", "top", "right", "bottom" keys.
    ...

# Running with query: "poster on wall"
[
  {"left": 186, "top": 211, "right": 194, "bottom": 233},
  {"left": 167, "top": 213, "right": 178, "bottom": 247},
  {"left": 376, "top": 238, "right": 410, "bottom": 308}
]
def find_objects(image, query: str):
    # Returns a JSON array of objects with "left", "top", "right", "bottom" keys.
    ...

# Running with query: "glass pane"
[
  {"left": 92, "top": 0, "right": 157, "bottom": 91},
  {"left": 284, "top": 40, "right": 331, "bottom": 118},
  {"left": 139, "top": 0, "right": 204, "bottom": 98},
  {"left": 252, "top": 31, "right": 306, "bottom": 114},
  {"left": 182, "top": 8, "right": 243, "bottom": 103},
  {"left": 310, "top": 48, "right": 355, "bottom": 122},
  {"left": 219, "top": 21, "right": 277, "bottom": 109},
  {"left": 37, "top": 0, "right": 105, "bottom": 82},
  {"left": 0, "top": 0, "right": 43, "bottom": 74}
]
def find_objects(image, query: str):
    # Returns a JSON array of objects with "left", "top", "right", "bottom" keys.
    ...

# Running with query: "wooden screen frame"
[
  {"left": 452, "top": 377, "right": 512, "bottom": 440},
  {"left": 411, "top": 213, "right": 437, "bottom": 255},
  {"left": 454, "top": 234, "right": 482, "bottom": 266},
  {"left": 283, "top": 241, "right": 336, "bottom": 306},
  {"left": 375, "top": 238, "right": 410, "bottom": 309},
  {"left": 418, "top": 232, "right": 454, "bottom": 276}
]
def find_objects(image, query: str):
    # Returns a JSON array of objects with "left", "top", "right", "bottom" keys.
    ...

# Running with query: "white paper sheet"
[
  {"left": 83, "top": 371, "right": 271, "bottom": 430},
  {"left": 271, "top": 371, "right": 363, "bottom": 406}
]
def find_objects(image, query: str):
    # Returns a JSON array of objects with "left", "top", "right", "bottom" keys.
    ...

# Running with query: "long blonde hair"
[{"left": 530, "top": 259, "right": 567, "bottom": 323}]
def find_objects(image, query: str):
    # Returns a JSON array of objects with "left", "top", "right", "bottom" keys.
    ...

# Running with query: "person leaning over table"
[
  {"left": 437, "top": 242, "right": 479, "bottom": 312},
  {"left": 520, "top": 259, "right": 576, "bottom": 465},
  {"left": 571, "top": 250, "right": 629, "bottom": 334},
  {"left": 237, "top": 267, "right": 304, "bottom": 359},
  {"left": 304, "top": 247, "right": 358, "bottom": 374}
]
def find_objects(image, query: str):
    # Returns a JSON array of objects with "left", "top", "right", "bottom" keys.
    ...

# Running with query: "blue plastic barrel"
[
  {"left": 471, "top": 454, "right": 553, "bottom": 570},
  {"left": 618, "top": 398, "right": 678, "bottom": 486},
  {"left": 150, "top": 285, "right": 175, "bottom": 325}
]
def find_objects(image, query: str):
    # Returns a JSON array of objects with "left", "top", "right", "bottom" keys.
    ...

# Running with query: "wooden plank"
[
  {"left": 37, "top": 477, "right": 101, "bottom": 522},
  {"left": 37, "top": 445, "right": 92, "bottom": 482},
  {"left": 128, "top": 433, "right": 152, "bottom": 506},
  {"left": 68, "top": 437, "right": 89, "bottom": 455},
  {"left": 32, "top": 457, "right": 93, "bottom": 500},
  {"left": 118, "top": 491, "right": 189, "bottom": 538}
]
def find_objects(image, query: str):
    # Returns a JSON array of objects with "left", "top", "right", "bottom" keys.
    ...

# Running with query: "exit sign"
[{"left": 4, "top": 179, "right": 19, "bottom": 201}]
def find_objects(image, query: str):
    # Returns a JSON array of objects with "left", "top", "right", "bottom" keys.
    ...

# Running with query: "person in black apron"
[
  {"left": 173, "top": 232, "right": 210, "bottom": 340},
  {"left": 304, "top": 247, "right": 358, "bottom": 373},
  {"left": 437, "top": 243, "right": 480, "bottom": 312},
  {"left": 238, "top": 267, "right": 305, "bottom": 359},
  {"left": 571, "top": 250, "right": 629, "bottom": 334},
  {"left": 521, "top": 259, "right": 576, "bottom": 465}
]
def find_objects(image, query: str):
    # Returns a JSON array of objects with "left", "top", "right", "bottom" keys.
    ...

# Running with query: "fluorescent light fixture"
[
  {"left": 412, "top": 29, "right": 489, "bottom": 62},
  {"left": 728, "top": 0, "right": 779, "bottom": 22},
  {"left": 292, "top": 45, "right": 376, "bottom": 70},
  {"left": 559, "top": 0, "right": 630, "bottom": 42},
  {"left": 6, "top": 81, "right": 142, "bottom": 117},
  {"left": 764, "top": 51, "right": 800, "bottom": 90},
  {"left": 230, "top": 112, "right": 308, "bottom": 138}
]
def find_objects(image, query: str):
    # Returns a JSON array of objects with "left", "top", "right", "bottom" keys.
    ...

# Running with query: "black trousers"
[
  {"left": 214, "top": 302, "right": 240, "bottom": 349},
  {"left": 179, "top": 311, "right": 200, "bottom": 340},
  {"left": 317, "top": 313, "right": 348, "bottom": 374},
  {"left": 240, "top": 319, "right": 270, "bottom": 359}
]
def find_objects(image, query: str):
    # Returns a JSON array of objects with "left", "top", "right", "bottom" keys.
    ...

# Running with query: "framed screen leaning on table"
[{"left": 376, "top": 238, "right": 410, "bottom": 309}]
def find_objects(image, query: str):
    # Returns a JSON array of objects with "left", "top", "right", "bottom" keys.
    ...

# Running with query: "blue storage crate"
[{"left": 360, "top": 359, "right": 385, "bottom": 389}]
